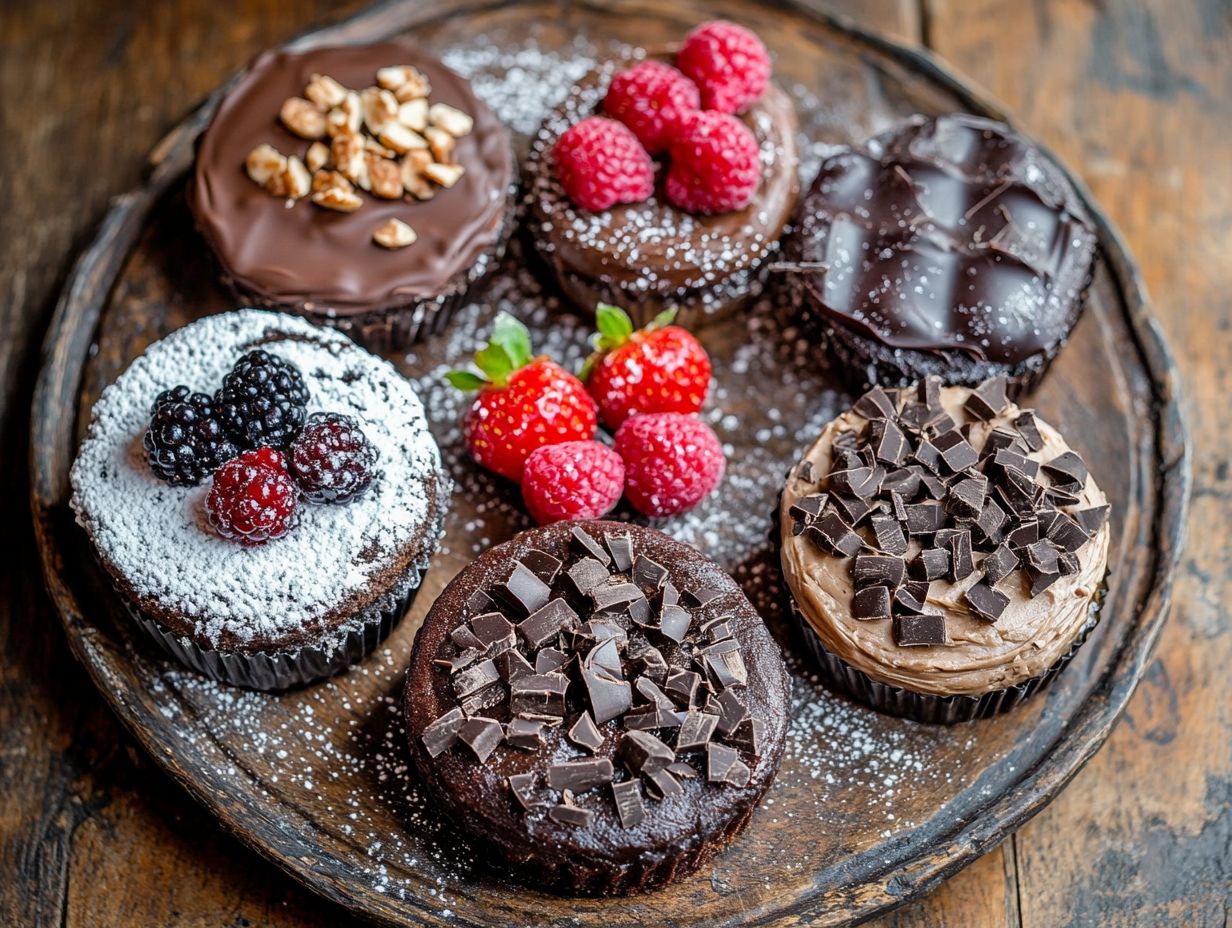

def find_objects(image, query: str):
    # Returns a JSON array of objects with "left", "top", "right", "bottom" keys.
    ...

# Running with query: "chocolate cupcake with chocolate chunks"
[
  {"left": 786, "top": 114, "right": 1098, "bottom": 396},
  {"left": 191, "top": 42, "right": 514, "bottom": 349},
  {"left": 405, "top": 521, "right": 790, "bottom": 894},
  {"left": 778, "top": 377, "right": 1111, "bottom": 723}
]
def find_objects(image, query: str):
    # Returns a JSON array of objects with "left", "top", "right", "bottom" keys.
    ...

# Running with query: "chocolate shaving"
[
  {"left": 509, "top": 772, "right": 541, "bottom": 810},
  {"left": 604, "top": 531, "right": 634, "bottom": 572},
  {"left": 567, "top": 712, "right": 605, "bottom": 753},
  {"left": 581, "top": 665, "right": 631, "bottom": 725}
]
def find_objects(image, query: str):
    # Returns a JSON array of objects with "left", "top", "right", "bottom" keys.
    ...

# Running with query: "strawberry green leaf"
[
  {"left": 646, "top": 307, "right": 678, "bottom": 332},
  {"left": 445, "top": 370, "right": 488, "bottom": 391},
  {"left": 489, "top": 312, "right": 533, "bottom": 369},
  {"left": 593, "top": 303, "right": 635, "bottom": 353}
]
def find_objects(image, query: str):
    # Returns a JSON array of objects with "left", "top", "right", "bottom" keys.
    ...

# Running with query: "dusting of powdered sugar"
[{"left": 70, "top": 310, "right": 444, "bottom": 645}]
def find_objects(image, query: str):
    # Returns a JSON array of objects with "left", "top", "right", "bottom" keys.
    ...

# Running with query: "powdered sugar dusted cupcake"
[{"left": 70, "top": 309, "right": 450, "bottom": 690}]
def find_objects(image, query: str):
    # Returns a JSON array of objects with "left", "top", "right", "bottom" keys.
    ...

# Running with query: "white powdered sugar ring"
[{"left": 70, "top": 309, "right": 448, "bottom": 654}]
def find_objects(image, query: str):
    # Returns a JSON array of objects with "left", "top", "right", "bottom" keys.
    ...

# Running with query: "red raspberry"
[
  {"left": 676, "top": 20, "right": 771, "bottom": 114},
  {"left": 205, "top": 448, "right": 298, "bottom": 545},
  {"left": 553, "top": 116, "right": 655, "bottom": 211},
  {"left": 448, "top": 313, "right": 598, "bottom": 482},
  {"left": 289, "top": 412, "right": 379, "bottom": 504},
  {"left": 614, "top": 413, "right": 725, "bottom": 517},
  {"left": 583, "top": 304, "right": 712, "bottom": 430},
  {"left": 665, "top": 110, "right": 761, "bottom": 214},
  {"left": 602, "top": 60, "right": 700, "bottom": 155},
  {"left": 520, "top": 441, "right": 625, "bottom": 525}
]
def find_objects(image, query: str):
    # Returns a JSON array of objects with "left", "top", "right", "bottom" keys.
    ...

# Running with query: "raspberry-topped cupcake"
[
  {"left": 70, "top": 310, "right": 450, "bottom": 690},
  {"left": 526, "top": 22, "right": 800, "bottom": 328}
]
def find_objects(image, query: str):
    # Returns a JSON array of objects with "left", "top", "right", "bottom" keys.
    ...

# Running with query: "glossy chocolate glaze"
[
  {"left": 792, "top": 114, "right": 1097, "bottom": 366},
  {"left": 191, "top": 42, "right": 513, "bottom": 316},
  {"left": 403, "top": 521, "right": 791, "bottom": 895}
]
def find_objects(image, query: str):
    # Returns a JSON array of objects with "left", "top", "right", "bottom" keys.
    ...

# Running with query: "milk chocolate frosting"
[
  {"left": 779, "top": 386, "right": 1109, "bottom": 697},
  {"left": 792, "top": 114, "right": 1097, "bottom": 366},
  {"left": 191, "top": 42, "right": 513, "bottom": 316},
  {"left": 526, "top": 57, "right": 799, "bottom": 303}
]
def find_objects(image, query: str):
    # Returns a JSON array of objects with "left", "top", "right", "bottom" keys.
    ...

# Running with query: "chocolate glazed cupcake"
[
  {"left": 405, "top": 521, "right": 790, "bottom": 894},
  {"left": 786, "top": 114, "right": 1098, "bottom": 397},
  {"left": 70, "top": 310, "right": 450, "bottom": 690},
  {"left": 777, "top": 378, "right": 1111, "bottom": 723},
  {"left": 191, "top": 42, "right": 514, "bottom": 350},
  {"left": 525, "top": 56, "right": 799, "bottom": 329}
]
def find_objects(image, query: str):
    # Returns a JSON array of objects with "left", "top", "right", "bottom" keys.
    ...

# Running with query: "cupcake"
[
  {"left": 777, "top": 377, "right": 1111, "bottom": 723},
  {"left": 70, "top": 310, "right": 450, "bottom": 690},
  {"left": 525, "top": 22, "right": 799, "bottom": 328},
  {"left": 786, "top": 114, "right": 1098, "bottom": 396},
  {"left": 404, "top": 521, "right": 790, "bottom": 894},
  {"left": 190, "top": 42, "right": 514, "bottom": 350}
]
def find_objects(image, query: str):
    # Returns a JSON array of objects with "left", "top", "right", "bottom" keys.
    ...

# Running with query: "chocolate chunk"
[
  {"left": 796, "top": 459, "right": 816, "bottom": 484},
  {"left": 1007, "top": 520, "right": 1040, "bottom": 547},
  {"left": 566, "top": 712, "right": 605, "bottom": 753},
  {"left": 789, "top": 493, "right": 829, "bottom": 524},
  {"left": 458, "top": 717, "right": 503, "bottom": 763},
  {"left": 909, "top": 547, "right": 951, "bottom": 582},
  {"left": 632, "top": 555, "right": 668, "bottom": 592},
  {"left": 461, "top": 684, "right": 507, "bottom": 716},
  {"left": 854, "top": 554, "right": 906, "bottom": 589},
  {"left": 1045, "top": 485, "right": 1082, "bottom": 507},
  {"left": 926, "top": 410, "right": 959, "bottom": 436},
  {"left": 681, "top": 587, "right": 722, "bottom": 608},
  {"left": 586, "top": 619, "right": 628, "bottom": 648},
  {"left": 981, "top": 427, "right": 1027, "bottom": 460},
  {"left": 535, "top": 646, "right": 567, "bottom": 675},
  {"left": 964, "top": 375, "right": 1009, "bottom": 421},
  {"left": 509, "top": 672, "right": 569, "bottom": 718},
  {"left": 465, "top": 587, "right": 497, "bottom": 617},
  {"left": 1025, "top": 541, "right": 1062, "bottom": 596},
  {"left": 591, "top": 581, "right": 644, "bottom": 616},
  {"left": 496, "top": 648, "right": 534, "bottom": 682},
  {"left": 547, "top": 758, "right": 614, "bottom": 793},
  {"left": 518, "top": 598, "right": 579, "bottom": 649},
  {"left": 872, "top": 419, "right": 910, "bottom": 466},
  {"left": 584, "top": 637, "right": 623, "bottom": 677},
  {"left": 658, "top": 603, "right": 693, "bottom": 643},
  {"left": 831, "top": 493, "right": 873, "bottom": 526},
  {"left": 832, "top": 428, "right": 859, "bottom": 452},
  {"left": 1043, "top": 451, "right": 1088, "bottom": 488},
  {"left": 634, "top": 676, "right": 674, "bottom": 710},
  {"left": 676, "top": 711, "right": 719, "bottom": 751},
  {"left": 664, "top": 669, "right": 701, "bottom": 708},
  {"left": 581, "top": 666, "right": 631, "bottom": 725},
  {"left": 701, "top": 617, "right": 733, "bottom": 644},
  {"left": 830, "top": 466, "right": 880, "bottom": 499},
  {"left": 881, "top": 467, "right": 922, "bottom": 498},
  {"left": 450, "top": 624, "right": 485, "bottom": 652},
  {"left": 471, "top": 611, "right": 516, "bottom": 655},
  {"left": 713, "top": 688, "right": 749, "bottom": 737},
  {"left": 991, "top": 447, "right": 1040, "bottom": 480},
  {"left": 628, "top": 640, "right": 668, "bottom": 683},
  {"left": 853, "top": 585, "right": 892, "bottom": 621},
  {"left": 973, "top": 497, "right": 1008, "bottom": 546},
  {"left": 1047, "top": 513, "right": 1090, "bottom": 553},
  {"left": 933, "top": 430, "right": 979, "bottom": 474},
  {"left": 996, "top": 467, "right": 1038, "bottom": 514},
  {"left": 982, "top": 544, "right": 1019, "bottom": 586},
  {"left": 701, "top": 640, "right": 748, "bottom": 689},
  {"left": 493, "top": 563, "right": 552, "bottom": 617},
  {"left": 453, "top": 659, "right": 500, "bottom": 698},
  {"left": 947, "top": 475, "right": 988, "bottom": 520},
  {"left": 563, "top": 557, "right": 610, "bottom": 600},
  {"left": 626, "top": 595, "right": 652, "bottom": 628},
  {"left": 892, "top": 584, "right": 928, "bottom": 615},
  {"left": 905, "top": 502, "right": 946, "bottom": 536},
  {"left": 706, "top": 742, "right": 740, "bottom": 783},
  {"left": 422, "top": 707, "right": 465, "bottom": 758},
  {"left": 852, "top": 384, "right": 898, "bottom": 420},
  {"left": 604, "top": 531, "right": 634, "bottom": 572},
  {"left": 1058, "top": 551, "right": 1081, "bottom": 576},
  {"left": 948, "top": 530, "right": 975, "bottom": 581},
  {"left": 668, "top": 761, "right": 699, "bottom": 779},
  {"left": 521, "top": 548, "right": 563, "bottom": 584},
  {"left": 918, "top": 470, "right": 948, "bottom": 500},
  {"left": 808, "top": 513, "right": 864, "bottom": 557},
  {"left": 571, "top": 526, "right": 611, "bottom": 566},
  {"left": 435, "top": 647, "right": 483, "bottom": 674},
  {"left": 509, "top": 771, "right": 540, "bottom": 810},
  {"left": 624, "top": 705, "right": 685, "bottom": 730},
  {"left": 917, "top": 376, "right": 942, "bottom": 411},
  {"left": 611, "top": 780, "right": 646, "bottom": 828},
  {"left": 1013, "top": 410, "right": 1045, "bottom": 452},
  {"left": 1075, "top": 505, "right": 1109, "bottom": 534},
  {"left": 549, "top": 803, "right": 594, "bottom": 827},
  {"left": 1029, "top": 569, "right": 1061, "bottom": 596},
  {"left": 645, "top": 767, "right": 683, "bottom": 800},
  {"left": 618, "top": 731, "right": 674, "bottom": 774},
  {"left": 965, "top": 582, "right": 1010, "bottom": 622},
  {"left": 506, "top": 717, "right": 547, "bottom": 750},
  {"left": 913, "top": 438, "right": 943, "bottom": 474},
  {"left": 871, "top": 513, "right": 908, "bottom": 555},
  {"left": 728, "top": 717, "right": 765, "bottom": 755},
  {"left": 893, "top": 613, "right": 947, "bottom": 647}
]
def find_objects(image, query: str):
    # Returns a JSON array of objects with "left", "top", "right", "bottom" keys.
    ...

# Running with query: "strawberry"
[
  {"left": 581, "top": 304, "right": 712, "bottom": 431},
  {"left": 447, "top": 312, "right": 598, "bottom": 481}
]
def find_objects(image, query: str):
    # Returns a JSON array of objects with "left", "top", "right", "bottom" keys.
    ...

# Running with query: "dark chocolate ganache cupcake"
[
  {"left": 787, "top": 114, "right": 1098, "bottom": 395},
  {"left": 191, "top": 42, "right": 514, "bottom": 349},
  {"left": 404, "top": 521, "right": 790, "bottom": 894}
]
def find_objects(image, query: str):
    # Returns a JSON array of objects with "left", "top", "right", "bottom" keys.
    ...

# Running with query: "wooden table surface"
[{"left": 0, "top": 1, "right": 1226, "bottom": 925}]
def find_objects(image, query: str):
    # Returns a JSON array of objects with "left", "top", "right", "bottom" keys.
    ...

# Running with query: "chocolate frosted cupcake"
[
  {"left": 70, "top": 310, "right": 450, "bottom": 690},
  {"left": 786, "top": 114, "right": 1097, "bottom": 396},
  {"left": 525, "top": 49, "right": 799, "bottom": 328},
  {"left": 191, "top": 42, "right": 514, "bottom": 350},
  {"left": 778, "top": 378, "right": 1110, "bottom": 723},
  {"left": 405, "top": 521, "right": 790, "bottom": 894}
]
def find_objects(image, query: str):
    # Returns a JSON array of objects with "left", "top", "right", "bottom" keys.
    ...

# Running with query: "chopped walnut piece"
[
  {"left": 428, "top": 102, "right": 474, "bottom": 137},
  {"left": 304, "top": 73, "right": 347, "bottom": 110},
  {"left": 377, "top": 65, "right": 428, "bottom": 94},
  {"left": 361, "top": 87, "right": 399, "bottom": 136},
  {"left": 364, "top": 137, "right": 397, "bottom": 159},
  {"left": 397, "top": 98, "right": 428, "bottom": 132},
  {"left": 311, "top": 170, "right": 352, "bottom": 194},
  {"left": 245, "top": 143, "right": 286, "bottom": 185},
  {"left": 305, "top": 141, "right": 330, "bottom": 173},
  {"left": 280, "top": 97, "right": 327, "bottom": 139},
  {"left": 312, "top": 185, "right": 363, "bottom": 212},
  {"left": 379, "top": 122, "right": 427, "bottom": 155},
  {"left": 372, "top": 217, "right": 417, "bottom": 249},
  {"left": 331, "top": 132, "right": 368, "bottom": 187},
  {"left": 280, "top": 155, "right": 312, "bottom": 199},
  {"left": 366, "top": 152, "right": 403, "bottom": 199},
  {"left": 400, "top": 151, "right": 435, "bottom": 200},
  {"left": 424, "top": 126, "right": 456, "bottom": 164},
  {"left": 326, "top": 91, "right": 362, "bottom": 137},
  {"left": 424, "top": 161, "right": 466, "bottom": 188}
]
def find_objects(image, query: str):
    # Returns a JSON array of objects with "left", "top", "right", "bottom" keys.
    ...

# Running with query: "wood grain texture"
[{"left": 0, "top": 3, "right": 1221, "bottom": 928}]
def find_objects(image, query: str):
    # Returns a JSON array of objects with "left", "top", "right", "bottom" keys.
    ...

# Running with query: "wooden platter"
[{"left": 30, "top": 0, "right": 1190, "bottom": 925}]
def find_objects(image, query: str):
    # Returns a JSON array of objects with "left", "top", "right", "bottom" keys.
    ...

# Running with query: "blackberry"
[
  {"left": 289, "top": 413, "right": 380, "bottom": 504},
  {"left": 215, "top": 350, "right": 310, "bottom": 449},
  {"left": 143, "top": 386, "right": 239, "bottom": 486}
]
